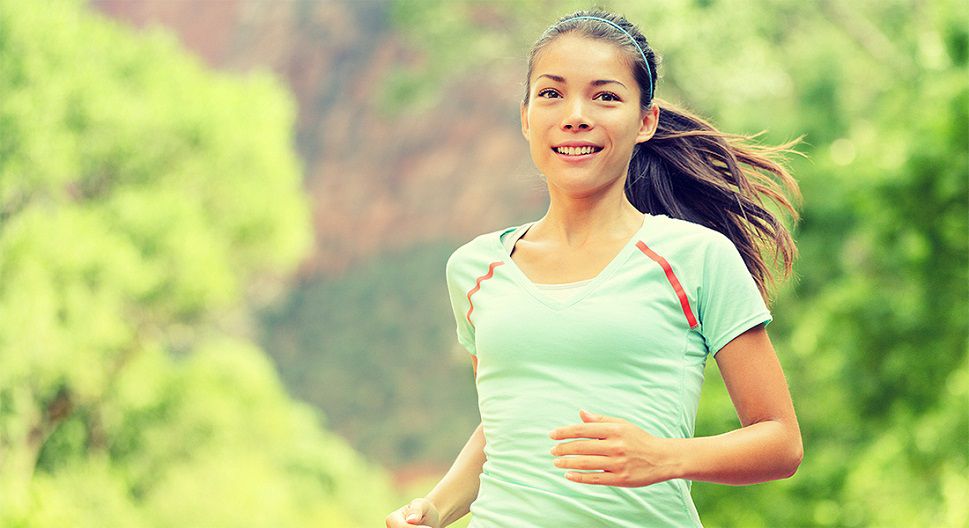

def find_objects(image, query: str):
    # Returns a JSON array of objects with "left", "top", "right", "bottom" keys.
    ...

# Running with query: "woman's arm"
[
  {"left": 668, "top": 324, "right": 803, "bottom": 485},
  {"left": 425, "top": 421, "right": 487, "bottom": 526}
]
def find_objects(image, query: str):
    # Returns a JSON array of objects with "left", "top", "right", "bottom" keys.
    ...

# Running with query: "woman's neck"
[{"left": 530, "top": 192, "right": 644, "bottom": 249}]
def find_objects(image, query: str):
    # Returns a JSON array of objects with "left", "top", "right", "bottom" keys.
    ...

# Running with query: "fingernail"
[{"left": 406, "top": 513, "right": 418, "bottom": 522}]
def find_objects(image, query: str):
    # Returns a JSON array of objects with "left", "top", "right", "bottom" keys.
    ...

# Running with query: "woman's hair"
[{"left": 523, "top": 9, "right": 804, "bottom": 305}]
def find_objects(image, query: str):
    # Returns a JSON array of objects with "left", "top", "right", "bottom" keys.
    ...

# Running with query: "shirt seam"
[
  {"left": 676, "top": 327, "right": 701, "bottom": 526},
  {"left": 676, "top": 250, "right": 703, "bottom": 527}
]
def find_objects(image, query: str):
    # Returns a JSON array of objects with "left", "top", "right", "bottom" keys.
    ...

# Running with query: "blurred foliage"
[
  {"left": 0, "top": 0, "right": 401, "bottom": 525},
  {"left": 376, "top": 0, "right": 968, "bottom": 526},
  {"left": 260, "top": 242, "right": 481, "bottom": 468}
]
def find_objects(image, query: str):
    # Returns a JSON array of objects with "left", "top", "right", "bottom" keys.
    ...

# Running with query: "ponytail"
[{"left": 627, "top": 98, "right": 804, "bottom": 305}]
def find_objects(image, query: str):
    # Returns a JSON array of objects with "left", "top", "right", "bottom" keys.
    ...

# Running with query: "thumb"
[{"left": 404, "top": 501, "right": 423, "bottom": 523}]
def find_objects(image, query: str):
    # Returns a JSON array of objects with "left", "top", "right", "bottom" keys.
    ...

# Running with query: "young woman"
[{"left": 387, "top": 9, "right": 803, "bottom": 528}]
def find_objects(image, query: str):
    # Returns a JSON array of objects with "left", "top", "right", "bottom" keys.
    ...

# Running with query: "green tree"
[{"left": 0, "top": 0, "right": 399, "bottom": 525}]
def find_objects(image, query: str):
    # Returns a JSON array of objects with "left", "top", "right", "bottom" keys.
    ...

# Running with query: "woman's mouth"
[{"left": 551, "top": 145, "right": 604, "bottom": 161}]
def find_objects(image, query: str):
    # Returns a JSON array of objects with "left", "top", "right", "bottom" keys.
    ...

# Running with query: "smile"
[
  {"left": 552, "top": 145, "right": 603, "bottom": 156},
  {"left": 551, "top": 144, "right": 604, "bottom": 162}
]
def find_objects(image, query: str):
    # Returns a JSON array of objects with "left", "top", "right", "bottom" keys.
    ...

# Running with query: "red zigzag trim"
[
  {"left": 465, "top": 261, "right": 503, "bottom": 381},
  {"left": 466, "top": 261, "right": 504, "bottom": 329}
]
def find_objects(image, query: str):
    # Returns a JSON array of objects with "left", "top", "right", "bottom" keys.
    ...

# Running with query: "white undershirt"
[{"left": 501, "top": 223, "right": 593, "bottom": 302}]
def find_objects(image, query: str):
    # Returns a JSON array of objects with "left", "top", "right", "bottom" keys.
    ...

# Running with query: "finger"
[
  {"left": 386, "top": 509, "right": 411, "bottom": 528},
  {"left": 403, "top": 505, "right": 424, "bottom": 525},
  {"left": 549, "top": 422, "right": 619, "bottom": 440},
  {"left": 564, "top": 470, "right": 624, "bottom": 486},
  {"left": 550, "top": 438, "right": 615, "bottom": 457},
  {"left": 553, "top": 454, "right": 615, "bottom": 471},
  {"left": 579, "top": 409, "right": 627, "bottom": 423},
  {"left": 389, "top": 504, "right": 424, "bottom": 527},
  {"left": 389, "top": 514, "right": 429, "bottom": 527}
]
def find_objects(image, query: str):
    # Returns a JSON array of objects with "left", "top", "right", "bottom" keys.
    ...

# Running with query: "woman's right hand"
[{"left": 385, "top": 497, "right": 442, "bottom": 528}]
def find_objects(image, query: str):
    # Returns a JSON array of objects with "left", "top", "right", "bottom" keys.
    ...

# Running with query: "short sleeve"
[
  {"left": 445, "top": 252, "right": 477, "bottom": 356},
  {"left": 697, "top": 234, "right": 772, "bottom": 357}
]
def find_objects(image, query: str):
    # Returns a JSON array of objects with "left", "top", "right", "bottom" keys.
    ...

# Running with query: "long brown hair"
[{"left": 524, "top": 9, "right": 804, "bottom": 305}]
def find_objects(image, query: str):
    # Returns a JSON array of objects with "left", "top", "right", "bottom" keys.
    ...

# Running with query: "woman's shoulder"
[
  {"left": 647, "top": 213, "right": 732, "bottom": 249},
  {"left": 640, "top": 214, "right": 743, "bottom": 290},
  {"left": 653, "top": 218, "right": 765, "bottom": 322},
  {"left": 445, "top": 225, "right": 514, "bottom": 277}
]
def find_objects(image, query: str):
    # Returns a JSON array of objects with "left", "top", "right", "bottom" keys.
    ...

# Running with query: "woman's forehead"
[{"left": 531, "top": 34, "right": 636, "bottom": 85}]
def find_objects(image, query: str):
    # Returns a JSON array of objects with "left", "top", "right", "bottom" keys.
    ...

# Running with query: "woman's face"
[{"left": 521, "top": 34, "right": 658, "bottom": 197}]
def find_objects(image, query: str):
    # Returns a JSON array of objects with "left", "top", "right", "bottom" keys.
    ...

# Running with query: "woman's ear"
[
  {"left": 520, "top": 102, "right": 530, "bottom": 140},
  {"left": 636, "top": 104, "right": 660, "bottom": 144}
]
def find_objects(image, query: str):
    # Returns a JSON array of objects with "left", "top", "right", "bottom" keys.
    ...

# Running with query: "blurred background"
[{"left": 0, "top": 0, "right": 965, "bottom": 526}]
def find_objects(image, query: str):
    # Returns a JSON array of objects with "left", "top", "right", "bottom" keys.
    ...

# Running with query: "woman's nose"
[{"left": 562, "top": 100, "right": 592, "bottom": 130}]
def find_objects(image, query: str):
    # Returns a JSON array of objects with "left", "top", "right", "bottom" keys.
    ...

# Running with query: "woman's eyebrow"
[{"left": 536, "top": 74, "right": 628, "bottom": 90}]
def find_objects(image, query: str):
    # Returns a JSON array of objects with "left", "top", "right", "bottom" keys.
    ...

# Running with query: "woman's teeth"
[{"left": 554, "top": 146, "right": 599, "bottom": 156}]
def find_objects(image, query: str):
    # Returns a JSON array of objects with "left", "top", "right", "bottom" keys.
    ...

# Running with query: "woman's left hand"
[{"left": 548, "top": 409, "right": 682, "bottom": 488}]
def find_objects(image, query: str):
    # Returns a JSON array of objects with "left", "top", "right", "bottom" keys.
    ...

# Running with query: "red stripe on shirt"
[
  {"left": 466, "top": 261, "right": 504, "bottom": 329},
  {"left": 635, "top": 240, "right": 699, "bottom": 329},
  {"left": 467, "top": 262, "right": 502, "bottom": 381}
]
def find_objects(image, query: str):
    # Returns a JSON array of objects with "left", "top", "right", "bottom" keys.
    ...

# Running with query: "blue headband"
[{"left": 560, "top": 16, "right": 654, "bottom": 101}]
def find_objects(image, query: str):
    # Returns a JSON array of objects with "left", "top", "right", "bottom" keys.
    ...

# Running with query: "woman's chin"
[{"left": 545, "top": 176, "right": 618, "bottom": 198}]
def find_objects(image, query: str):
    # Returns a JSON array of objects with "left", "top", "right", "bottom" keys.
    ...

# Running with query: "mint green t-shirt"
[{"left": 445, "top": 212, "right": 772, "bottom": 527}]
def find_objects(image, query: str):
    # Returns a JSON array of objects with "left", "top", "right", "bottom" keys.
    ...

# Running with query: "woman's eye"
[
  {"left": 596, "top": 92, "right": 621, "bottom": 102},
  {"left": 537, "top": 88, "right": 560, "bottom": 99}
]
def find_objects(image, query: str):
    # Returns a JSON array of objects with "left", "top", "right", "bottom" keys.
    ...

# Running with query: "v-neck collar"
[{"left": 494, "top": 213, "right": 652, "bottom": 310}]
